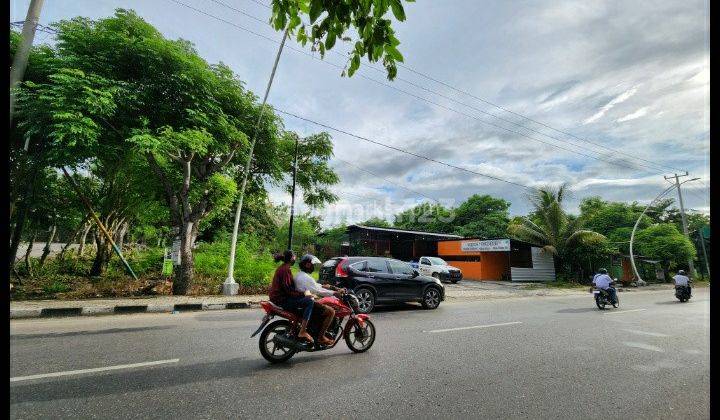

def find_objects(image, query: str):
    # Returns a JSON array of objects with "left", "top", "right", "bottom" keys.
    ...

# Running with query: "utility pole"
[
  {"left": 224, "top": 27, "right": 289, "bottom": 296},
  {"left": 664, "top": 172, "right": 698, "bottom": 278},
  {"left": 287, "top": 137, "right": 300, "bottom": 251},
  {"left": 697, "top": 228, "right": 710, "bottom": 279},
  {"left": 10, "top": 0, "right": 45, "bottom": 126}
]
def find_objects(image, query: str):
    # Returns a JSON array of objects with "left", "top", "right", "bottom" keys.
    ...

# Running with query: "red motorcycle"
[{"left": 251, "top": 291, "right": 376, "bottom": 363}]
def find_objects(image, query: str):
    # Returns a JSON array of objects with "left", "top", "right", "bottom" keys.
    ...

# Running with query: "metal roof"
[{"left": 347, "top": 225, "right": 463, "bottom": 238}]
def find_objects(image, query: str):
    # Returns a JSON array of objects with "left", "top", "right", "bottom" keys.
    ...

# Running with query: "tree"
[
  {"left": 452, "top": 194, "right": 510, "bottom": 239},
  {"left": 270, "top": 0, "right": 415, "bottom": 80},
  {"left": 393, "top": 202, "right": 454, "bottom": 233},
  {"left": 360, "top": 217, "right": 391, "bottom": 228},
  {"left": 508, "top": 184, "right": 605, "bottom": 278},
  {"left": 635, "top": 223, "right": 696, "bottom": 279},
  {"left": 12, "top": 10, "right": 339, "bottom": 293}
]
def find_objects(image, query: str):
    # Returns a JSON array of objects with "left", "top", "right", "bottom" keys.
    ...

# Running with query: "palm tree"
[{"left": 509, "top": 183, "right": 605, "bottom": 277}]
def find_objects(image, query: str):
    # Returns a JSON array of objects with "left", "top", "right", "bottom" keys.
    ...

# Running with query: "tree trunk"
[
  {"left": 78, "top": 221, "right": 91, "bottom": 256},
  {"left": 24, "top": 230, "right": 36, "bottom": 275},
  {"left": 59, "top": 217, "right": 88, "bottom": 260},
  {"left": 90, "top": 232, "right": 112, "bottom": 276},
  {"left": 116, "top": 221, "right": 128, "bottom": 251},
  {"left": 173, "top": 220, "right": 195, "bottom": 295},
  {"left": 8, "top": 200, "right": 28, "bottom": 273},
  {"left": 38, "top": 225, "right": 57, "bottom": 267}
]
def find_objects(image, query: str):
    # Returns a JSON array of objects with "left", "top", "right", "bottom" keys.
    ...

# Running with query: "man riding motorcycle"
[
  {"left": 269, "top": 250, "right": 314, "bottom": 344},
  {"left": 673, "top": 269, "right": 691, "bottom": 296},
  {"left": 294, "top": 254, "right": 346, "bottom": 347},
  {"left": 592, "top": 268, "right": 617, "bottom": 304}
]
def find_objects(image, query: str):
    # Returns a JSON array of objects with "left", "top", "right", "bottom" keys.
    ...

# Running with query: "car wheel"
[
  {"left": 422, "top": 287, "right": 441, "bottom": 309},
  {"left": 355, "top": 288, "right": 375, "bottom": 313}
]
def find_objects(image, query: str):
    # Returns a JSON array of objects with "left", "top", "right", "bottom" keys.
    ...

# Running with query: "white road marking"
[
  {"left": 622, "top": 342, "right": 664, "bottom": 352},
  {"left": 426, "top": 321, "right": 522, "bottom": 334},
  {"left": 10, "top": 358, "right": 180, "bottom": 383},
  {"left": 622, "top": 329, "right": 670, "bottom": 338},
  {"left": 602, "top": 309, "right": 646, "bottom": 315}
]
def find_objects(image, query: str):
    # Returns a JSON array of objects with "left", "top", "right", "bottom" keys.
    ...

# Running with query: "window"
[
  {"left": 427, "top": 257, "right": 447, "bottom": 266},
  {"left": 349, "top": 261, "right": 366, "bottom": 271},
  {"left": 420, "top": 258, "right": 431, "bottom": 265},
  {"left": 364, "top": 258, "right": 389, "bottom": 273},
  {"left": 322, "top": 259, "right": 339, "bottom": 268},
  {"left": 387, "top": 259, "right": 414, "bottom": 275}
]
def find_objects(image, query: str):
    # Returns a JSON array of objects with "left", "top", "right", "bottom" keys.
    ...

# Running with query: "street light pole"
[
  {"left": 287, "top": 136, "right": 300, "bottom": 251},
  {"left": 629, "top": 185, "right": 677, "bottom": 284},
  {"left": 10, "top": 0, "right": 44, "bottom": 126},
  {"left": 224, "top": 28, "right": 289, "bottom": 296},
  {"left": 664, "top": 172, "right": 699, "bottom": 278}
]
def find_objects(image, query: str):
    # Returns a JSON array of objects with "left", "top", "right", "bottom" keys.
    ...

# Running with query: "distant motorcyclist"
[
  {"left": 592, "top": 268, "right": 617, "bottom": 304},
  {"left": 673, "top": 269, "right": 691, "bottom": 295}
]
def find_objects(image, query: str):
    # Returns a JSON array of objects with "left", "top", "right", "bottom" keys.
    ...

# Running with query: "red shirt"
[{"left": 269, "top": 264, "right": 303, "bottom": 304}]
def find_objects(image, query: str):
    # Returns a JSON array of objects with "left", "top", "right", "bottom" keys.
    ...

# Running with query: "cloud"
[
  {"left": 583, "top": 86, "right": 639, "bottom": 124},
  {"left": 617, "top": 107, "right": 649, "bottom": 122}
]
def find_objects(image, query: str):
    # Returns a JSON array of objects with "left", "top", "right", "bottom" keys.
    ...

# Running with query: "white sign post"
[{"left": 460, "top": 239, "right": 511, "bottom": 252}]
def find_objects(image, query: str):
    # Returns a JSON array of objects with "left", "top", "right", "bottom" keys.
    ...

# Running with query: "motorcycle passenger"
[
  {"left": 592, "top": 268, "right": 617, "bottom": 304},
  {"left": 269, "top": 250, "right": 314, "bottom": 344},
  {"left": 673, "top": 269, "right": 691, "bottom": 295},
  {"left": 294, "top": 254, "right": 346, "bottom": 346}
]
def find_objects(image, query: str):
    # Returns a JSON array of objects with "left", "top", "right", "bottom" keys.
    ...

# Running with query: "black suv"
[{"left": 319, "top": 256, "right": 445, "bottom": 313}]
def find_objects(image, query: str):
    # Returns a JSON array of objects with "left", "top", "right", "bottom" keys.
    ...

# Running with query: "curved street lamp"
[{"left": 629, "top": 178, "right": 700, "bottom": 283}]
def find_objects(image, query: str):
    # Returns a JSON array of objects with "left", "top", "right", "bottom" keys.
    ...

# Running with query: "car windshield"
[{"left": 428, "top": 257, "right": 447, "bottom": 265}]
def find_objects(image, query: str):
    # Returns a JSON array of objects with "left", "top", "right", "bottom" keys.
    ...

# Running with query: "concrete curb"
[{"left": 10, "top": 301, "right": 261, "bottom": 319}]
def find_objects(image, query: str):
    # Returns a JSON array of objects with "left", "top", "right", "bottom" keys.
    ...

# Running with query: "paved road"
[
  {"left": 14, "top": 243, "right": 77, "bottom": 260},
  {"left": 10, "top": 289, "right": 709, "bottom": 419}
]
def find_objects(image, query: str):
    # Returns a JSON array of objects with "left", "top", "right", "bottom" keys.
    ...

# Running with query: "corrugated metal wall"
[{"left": 510, "top": 247, "right": 556, "bottom": 282}]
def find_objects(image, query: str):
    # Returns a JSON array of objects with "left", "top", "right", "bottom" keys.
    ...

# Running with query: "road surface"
[{"left": 10, "top": 289, "right": 709, "bottom": 419}]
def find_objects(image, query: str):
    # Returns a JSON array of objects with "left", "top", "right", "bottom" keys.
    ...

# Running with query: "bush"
[{"left": 193, "top": 235, "right": 276, "bottom": 288}]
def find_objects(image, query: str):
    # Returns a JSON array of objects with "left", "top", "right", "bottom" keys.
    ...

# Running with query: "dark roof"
[{"left": 347, "top": 225, "right": 463, "bottom": 239}]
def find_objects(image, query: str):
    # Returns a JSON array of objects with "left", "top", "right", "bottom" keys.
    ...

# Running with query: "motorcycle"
[
  {"left": 675, "top": 285, "right": 692, "bottom": 302},
  {"left": 593, "top": 280, "right": 619, "bottom": 310},
  {"left": 251, "top": 290, "right": 376, "bottom": 363}
]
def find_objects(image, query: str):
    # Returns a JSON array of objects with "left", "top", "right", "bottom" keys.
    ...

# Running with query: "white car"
[{"left": 412, "top": 256, "right": 463, "bottom": 283}]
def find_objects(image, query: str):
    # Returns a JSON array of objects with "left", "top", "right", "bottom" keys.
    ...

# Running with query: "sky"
[{"left": 11, "top": 0, "right": 710, "bottom": 227}]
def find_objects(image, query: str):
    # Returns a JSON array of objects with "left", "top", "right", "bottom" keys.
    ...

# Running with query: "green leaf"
[
  {"left": 389, "top": 0, "right": 406, "bottom": 21},
  {"left": 386, "top": 45, "right": 403, "bottom": 62},
  {"left": 348, "top": 54, "right": 361, "bottom": 77},
  {"left": 309, "top": 0, "right": 323, "bottom": 23},
  {"left": 325, "top": 31, "right": 336, "bottom": 49}
]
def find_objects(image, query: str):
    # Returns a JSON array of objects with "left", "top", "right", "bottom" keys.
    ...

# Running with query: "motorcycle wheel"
[
  {"left": 595, "top": 296, "right": 606, "bottom": 310},
  {"left": 259, "top": 320, "right": 296, "bottom": 363},
  {"left": 345, "top": 319, "right": 376, "bottom": 353}
]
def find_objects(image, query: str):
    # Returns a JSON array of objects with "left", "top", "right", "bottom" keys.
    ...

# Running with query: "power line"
[
  {"left": 202, "top": 0, "right": 681, "bottom": 175},
  {"left": 170, "top": 0, "right": 668, "bottom": 176},
  {"left": 333, "top": 157, "right": 441, "bottom": 203},
  {"left": 275, "top": 108, "right": 533, "bottom": 190}
]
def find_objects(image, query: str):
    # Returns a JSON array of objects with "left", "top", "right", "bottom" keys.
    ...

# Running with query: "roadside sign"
[{"left": 460, "top": 239, "right": 511, "bottom": 252}]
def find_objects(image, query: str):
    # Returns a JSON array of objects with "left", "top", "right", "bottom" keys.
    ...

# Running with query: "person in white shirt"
[
  {"left": 673, "top": 270, "right": 691, "bottom": 294},
  {"left": 294, "top": 254, "right": 346, "bottom": 346},
  {"left": 592, "top": 268, "right": 617, "bottom": 303}
]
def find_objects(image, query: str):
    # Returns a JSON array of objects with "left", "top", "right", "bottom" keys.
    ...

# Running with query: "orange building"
[{"left": 437, "top": 238, "right": 556, "bottom": 282}]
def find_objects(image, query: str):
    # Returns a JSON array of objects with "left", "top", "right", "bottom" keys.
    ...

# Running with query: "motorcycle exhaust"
[{"left": 273, "top": 334, "right": 311, "bottom": 351}]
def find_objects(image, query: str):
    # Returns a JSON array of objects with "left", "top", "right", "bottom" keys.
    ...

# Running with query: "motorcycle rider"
[
  {"left": 269, "top": 250, "right": 314, "bottom": 344},
  {"left": 592, "top": 268, "right": 617, "bottom": 304},
  {"left": 673, "top": 269, "right": 691, "bottom": 296},
  {"left": 294, "top": 254, "right": 346, "bottom": 346}
]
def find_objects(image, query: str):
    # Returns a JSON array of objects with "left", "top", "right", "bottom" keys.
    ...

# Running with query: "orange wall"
[{"left": 439, "top": 241, "right": 510, "bottom": 281}]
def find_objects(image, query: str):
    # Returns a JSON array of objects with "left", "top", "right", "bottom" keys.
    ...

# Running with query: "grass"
[{"left": 11, "top": 234, "right": 329, "bottom": 300}]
